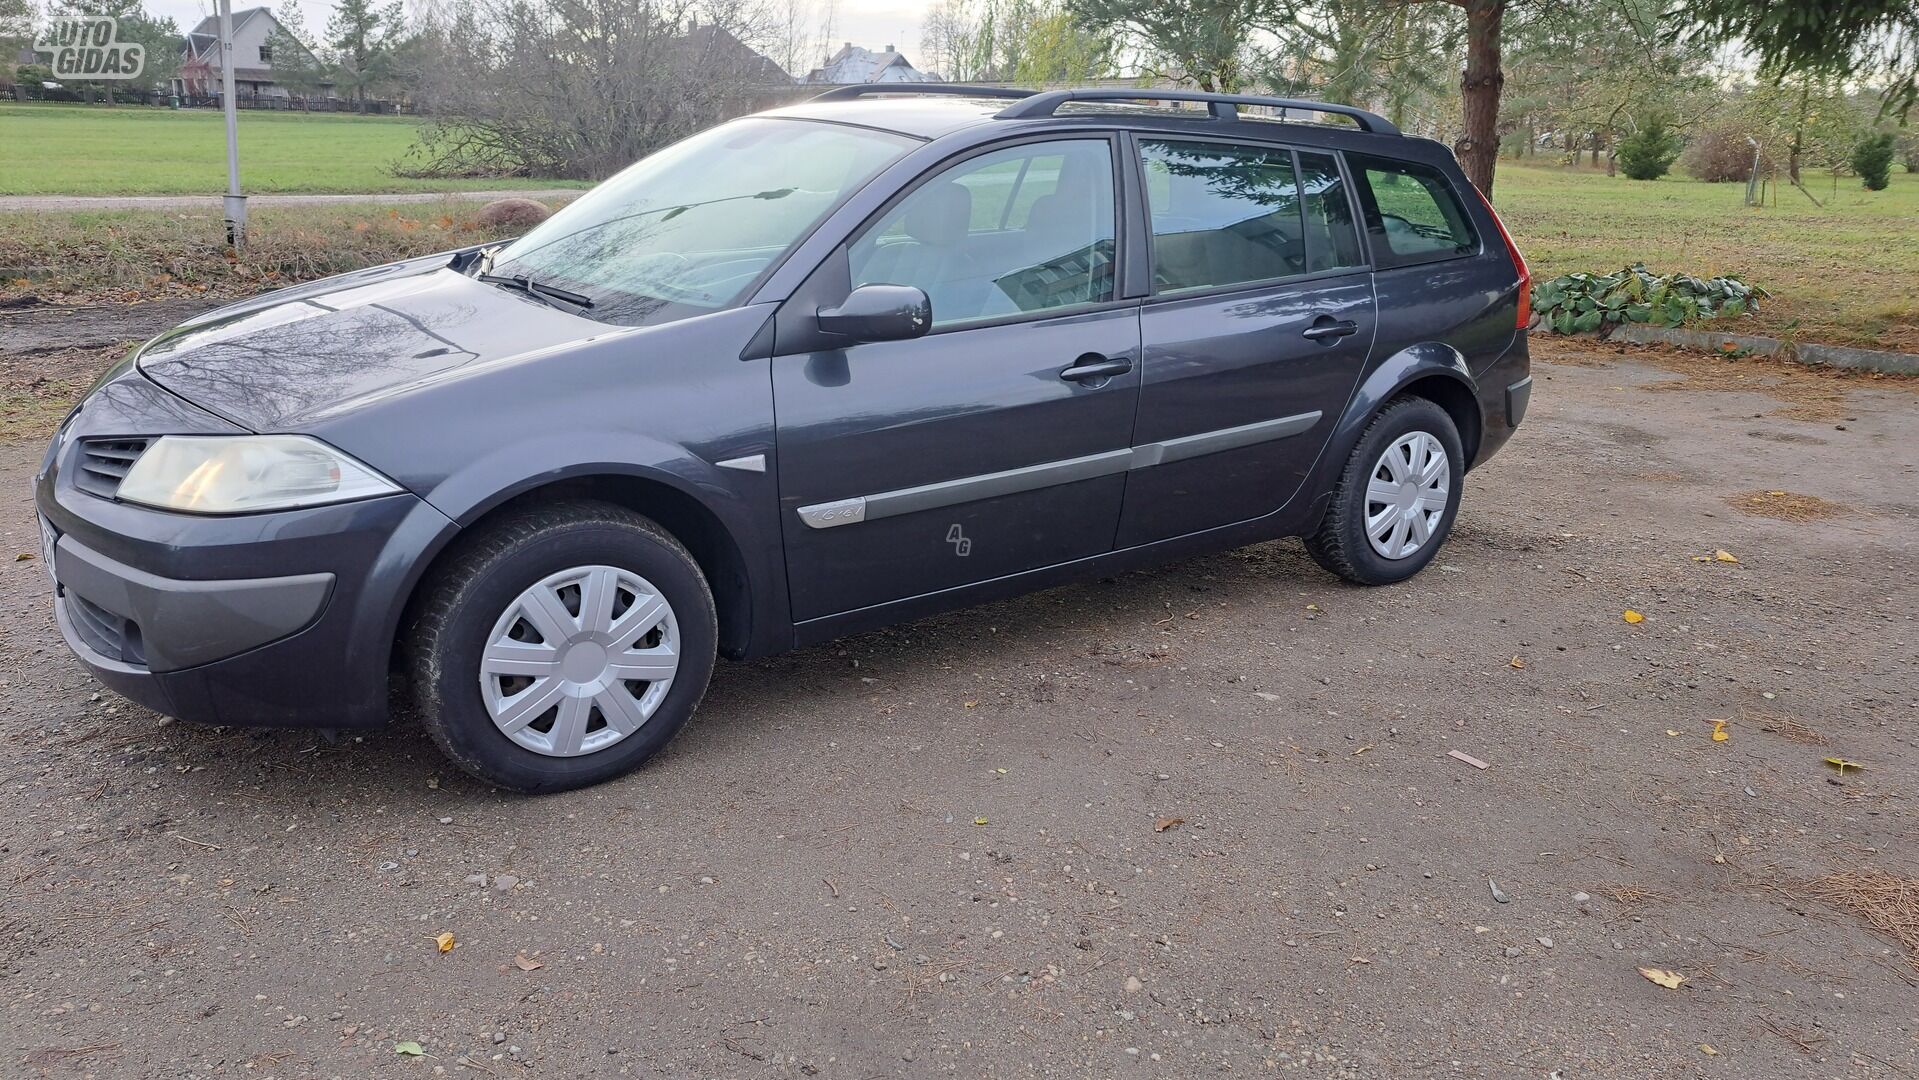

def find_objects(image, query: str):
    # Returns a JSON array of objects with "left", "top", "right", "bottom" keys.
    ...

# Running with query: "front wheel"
[
  {"left": 404, "top": 501, "right": 717, "bottom": 793},
  {"left": 1304, "top": 396, "right": 1464, "bottom": 586}
]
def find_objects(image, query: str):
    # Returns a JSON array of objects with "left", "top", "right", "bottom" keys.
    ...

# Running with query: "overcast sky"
[{"left": 141, "top": 0, "right": 937, "bottom": 71}]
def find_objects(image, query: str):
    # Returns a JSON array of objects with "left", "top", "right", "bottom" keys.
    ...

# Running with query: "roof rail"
[
  {"left": 994, "top": 89, "right": 1400, "bottom": 135},
  {"left": 810, "top": 84, "right": 1037, "bottom": 102}
]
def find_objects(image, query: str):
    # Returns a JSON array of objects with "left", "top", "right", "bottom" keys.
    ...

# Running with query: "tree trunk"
[
  {"left": 1453, "top": 0, "right": 1504, "bottom": 195},
  {"left": 1787, "top": 80, "right": 1810, "bottom": 185}
]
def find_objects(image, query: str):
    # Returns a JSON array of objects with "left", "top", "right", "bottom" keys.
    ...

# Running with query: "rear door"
[
  {"left": 772, "top": 135, "right": 1141, "bottom": 623},
  {"left": 1117, "top": 137, "right": 1376, "bottom": 548}
]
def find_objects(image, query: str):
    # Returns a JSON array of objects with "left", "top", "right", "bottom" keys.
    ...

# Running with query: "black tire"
[
  {"left": 404, "top": 500, "right": 717, "bottom": 793},
  {"left": 1304, "top": 396, "right": 1465, "bottom": 586}
]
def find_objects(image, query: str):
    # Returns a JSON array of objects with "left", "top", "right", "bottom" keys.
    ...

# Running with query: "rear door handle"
[
  {"left": 1302, "top": 317, "right": 1360, "bottom": 343},
  {"left": 1058, "top": 355, "right": 1134, "bottom": 383}
]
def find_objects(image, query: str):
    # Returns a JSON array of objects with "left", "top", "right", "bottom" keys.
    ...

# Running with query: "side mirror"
[{"left": 817, "top": 284, "right": 931, "bottom": 343}]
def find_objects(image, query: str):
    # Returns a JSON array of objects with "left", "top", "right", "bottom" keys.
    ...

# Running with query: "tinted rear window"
[{"left": 1351, "top": 154, "right": 1477, "bottom": 268}]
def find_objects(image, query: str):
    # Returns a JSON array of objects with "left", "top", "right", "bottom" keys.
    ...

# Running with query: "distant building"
[
  {"left": 804, "top": 43, "right": 937, "bottom": 85},
  {"left": 175, "top": 7, "right": 332, "bottom": 100}
]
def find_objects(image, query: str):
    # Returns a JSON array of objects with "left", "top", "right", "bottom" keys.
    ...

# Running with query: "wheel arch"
[
  {"left": 392, "top": 467, "right": 768, "bottom": 686},
  {"left": 1328, "top": 341, "right": 1483, "bottom": 475}
]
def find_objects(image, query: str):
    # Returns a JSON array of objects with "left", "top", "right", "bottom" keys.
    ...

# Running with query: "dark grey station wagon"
[{"left": 35, "top": 87, "right": 1533, "bottom": 791}]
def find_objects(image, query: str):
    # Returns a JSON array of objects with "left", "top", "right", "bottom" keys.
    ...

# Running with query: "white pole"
[{"left": 218, "top": 0, "right": 246, "bottom": 247}]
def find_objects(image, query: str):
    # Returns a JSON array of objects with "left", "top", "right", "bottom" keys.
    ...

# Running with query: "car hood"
[{"left": 137, "top": 263, "right": 608, "bottom": 432}]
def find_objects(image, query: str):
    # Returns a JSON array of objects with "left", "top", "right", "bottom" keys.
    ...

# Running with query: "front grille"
[
  {"left": 65, "top": 592, "right": 146, "bottom": 667},
  {"left": 73, "top": 438, "right": 151, "bottom": 499}
]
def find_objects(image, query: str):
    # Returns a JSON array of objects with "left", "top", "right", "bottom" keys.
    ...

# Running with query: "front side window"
[
  {"left": 848, "top": 139, "right": 1116, "bottom": 328},
  {"left": 490, "top": 119, "right": 916, "bottom": 328},
  {"left": 1351, "top": 154, "right": 1477, "bottom": 268}
]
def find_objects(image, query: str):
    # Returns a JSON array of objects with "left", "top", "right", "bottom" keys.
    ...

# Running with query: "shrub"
[
  {"left": 475, "top": 198, "right": 552, "bottom": 230},
  {"left": 1617, "top": 114, "right": 1683, "bottom": 181},
  {"left": 1851, "top": 132, "right": 1895, "bottom": 191},
  {"left": 1532, "top": 264, "right": 1768, "bottom": 335},
  {"left": 1682, "top": 124, "right": 1773, "bottom": 182},
  {"left": 13, "top": 64, "right": 52, "bottom": 92}
]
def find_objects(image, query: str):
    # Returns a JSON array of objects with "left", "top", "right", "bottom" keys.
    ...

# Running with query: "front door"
[
  {"left": 1117, "top": 138, "right": 1377, "bottom": 548},
  {"left": 773, "top": 136, "right": 1140, "bottom": 623}
]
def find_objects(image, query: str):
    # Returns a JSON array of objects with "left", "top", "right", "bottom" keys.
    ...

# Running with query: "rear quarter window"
[{"left": 1350, "top": 154, "right": 1478, "bottom": 269}]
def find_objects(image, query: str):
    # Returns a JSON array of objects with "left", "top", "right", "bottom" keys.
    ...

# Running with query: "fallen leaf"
[
  {"left": 1154, "top": 816, "right": 1185, "bottom": 833},
  {"left": 1699, "top": 1044, "right": 1719, "bottom": 1056},
  {"left": 1665, "top": 729, "right": 1683, "bottom": 737},
  {"left": 394, "top": 1041, "right": 425, "bottom": 1056},
  {"left": 14, "top": 553, "right": 33, "bottom": 561},
  {"left": 1710, "top": 719, "right": 1730, "bottom": 742},
  {"left": 1448, "top": 749, "right": 1490, "bottom": 770},
  {"left": 1713, "top": 550, "right": 1739, "bottom": 564},
  {"left": 512, "top": 953, "right": 544, "bottom": 972},
  {"left": 1638, "top": 966, "right": 1687, "bottom": 989},
  {"left": 1622, "top": 609, "right": 1646, "bottom": 624},
  {"left": 1509, "top": 655, "right": 1527, "bottom": 669},
  {"left": 1823, "top": 756, "right": 1863, "bottom": 774},
  {"left": 435, "top": 931, "right": 455, "bottom": 953},
  {"left": 973, "top": 816, "right": 988, "bottom": 826}
]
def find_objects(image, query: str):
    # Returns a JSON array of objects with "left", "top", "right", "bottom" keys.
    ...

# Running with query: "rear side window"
[
  {"left": 1140, "top": 139, "right": 1300, "bottom": 292},
  {"left": 1296, "top": 151, "right": 1364, "bottom": 274},
  {"left": 1351, "top": 154, "right": 1477, "bottom": 268},
  {"left": 1139, "top": 139, "right": 1365, "bottom": 294}
]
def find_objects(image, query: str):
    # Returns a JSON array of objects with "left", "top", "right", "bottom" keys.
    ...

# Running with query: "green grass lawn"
[
  {"left": 0, "top": 102, "right": 589, "bottom": 195},
  {"left": 1494, "top": 160, "right": 1919, "bottom": 352}
]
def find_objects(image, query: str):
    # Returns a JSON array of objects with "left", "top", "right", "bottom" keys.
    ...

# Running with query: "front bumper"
[{"left": 35, "top": 369, "right": 459, "bottom": 729}]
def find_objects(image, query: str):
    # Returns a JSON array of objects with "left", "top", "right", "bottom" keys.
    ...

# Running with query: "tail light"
[{"left": 1473, "top": 186, "right": 1531, "bottom": 330}]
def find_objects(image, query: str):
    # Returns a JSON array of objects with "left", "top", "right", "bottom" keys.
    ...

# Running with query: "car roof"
[
  {"left": 759, "top": 96, "right": 1013, "bottom": 140},
  {"left": 757, "top": 87, "right": 1418, "bottom": 156}
]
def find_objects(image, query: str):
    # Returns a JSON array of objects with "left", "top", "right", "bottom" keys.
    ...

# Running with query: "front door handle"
[
  {"left": 1302, "top": 317, "right": 1360, "bottom": 343},
  {"left": 1058, "top": 355, "right": 1134, "bottom": 383}
]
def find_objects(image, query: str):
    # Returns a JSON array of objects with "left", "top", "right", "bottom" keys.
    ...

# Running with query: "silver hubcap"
[
  {"left": 1364, "top": 431, "right": 1449, "bottom": 561},
  {"left": 479, "top": 565, "right": 679, "bottom": 757}
]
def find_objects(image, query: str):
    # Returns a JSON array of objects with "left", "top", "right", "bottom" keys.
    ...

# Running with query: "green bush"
[
  {"left": 1532, "top": 264, "right": 1768, "bottom": 335},
  {"left": 1617, "top": 115, "right": 1683, "bottom": 181},
  {"left": 1851, "top": 132, "right": 1895, "bottom": 191}
]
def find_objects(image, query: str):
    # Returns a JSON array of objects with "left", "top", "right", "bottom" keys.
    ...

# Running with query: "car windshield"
[{"left": 486, "top": 118, "right": 917, "bottom": 328}]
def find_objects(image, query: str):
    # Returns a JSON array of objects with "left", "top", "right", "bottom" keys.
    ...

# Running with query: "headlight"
[{"left": 117, "top": 435, "right": 400, "bottom": 514}]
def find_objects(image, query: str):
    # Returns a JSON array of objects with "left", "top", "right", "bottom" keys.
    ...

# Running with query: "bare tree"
[{"left": 407, "top": 0, "right": 788, "bottom": 180}]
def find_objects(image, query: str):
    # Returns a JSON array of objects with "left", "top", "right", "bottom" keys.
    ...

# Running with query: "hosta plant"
[{"left": 1532, "top": 264, "right": 1769, "bottom": 335}]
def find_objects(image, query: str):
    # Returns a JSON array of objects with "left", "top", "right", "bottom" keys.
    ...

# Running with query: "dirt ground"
[{"left": 1, "top": 324, "right": 1915, "bottom": 1079}]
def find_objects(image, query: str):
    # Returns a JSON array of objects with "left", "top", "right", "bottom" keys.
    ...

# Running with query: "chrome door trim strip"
[
  {"left": 1127, "top": 411, "right": 1322, "bottom": 469},
  {"left": 795, "top": 410, "right": 1322, "bottom": 529}
]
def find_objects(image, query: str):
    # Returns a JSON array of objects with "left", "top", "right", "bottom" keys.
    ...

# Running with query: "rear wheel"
[
  {"left": 1304, "top": 396, "right": 1464, "bottom": 586},
  {"left": 405, "top": 501, "right": 717, "bottom": 793}
]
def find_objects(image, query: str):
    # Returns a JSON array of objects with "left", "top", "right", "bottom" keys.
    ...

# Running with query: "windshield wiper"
[{"left": 478, "top": 272, "right": 595, "bottom": 310}]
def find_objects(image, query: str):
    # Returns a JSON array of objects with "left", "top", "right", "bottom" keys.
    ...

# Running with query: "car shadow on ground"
[{"left": 80, "top": 532, "right": 1431, "bottom": 805}]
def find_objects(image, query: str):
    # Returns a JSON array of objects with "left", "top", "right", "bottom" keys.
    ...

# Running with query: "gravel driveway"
[{"left": 2, "top": 333, "right": 1915, "bottom": 1078}]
